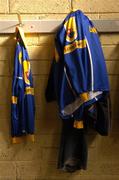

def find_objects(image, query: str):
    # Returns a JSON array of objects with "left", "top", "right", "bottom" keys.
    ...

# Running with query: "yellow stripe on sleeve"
[
  {"left": 25, "top": 87, "right": 34, "bottom": 95},
  {"left": 80, "top": 92, "right": 89, "bottom": 102},
  {"left": 12, "top": 96, "right": 18, "bottom": 104},
  {"left": 74, "top": 120, "right": 84, "bottom": 129},
  {"left": 12, "top": 134, "right": 35, "bottom": 144}
]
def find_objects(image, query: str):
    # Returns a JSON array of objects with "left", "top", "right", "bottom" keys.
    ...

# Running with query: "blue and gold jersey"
[
  {"left": 46, "top": 10, "right": 110, "bottom": 121},
  {"left": 11, "top": 27, "right": 35, "bottom": 143},
  {"left": 46, "top": 10, "right": 111, "bottom": 172}
]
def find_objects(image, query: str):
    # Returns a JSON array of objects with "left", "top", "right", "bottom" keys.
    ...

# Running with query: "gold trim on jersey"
[
  {"left": 18, "top": 51, "right": 22, "bottom": 64},
  {"left": 12, "top": 96, "right": 18, "bottom": 104},
  {"left": 64, "top": 16, "right": 78, "bottom": 42},
  {"left": 74, "top": 120, "right": 84, "bottom": 129},
  {"left": 64, "top": 39, "right": 86, "bottom": 54},
  {"left": 12, "top": 134, "right": 35, "bottom": 144},
  {"left": 25, "top": 87, "right": 34, "bottom": 95},
  {"left": 89, "top": 27, "right": 97, "bottom": 33},
  {"left": 23, "top": 60, "right": 30, "bottom": 85}
]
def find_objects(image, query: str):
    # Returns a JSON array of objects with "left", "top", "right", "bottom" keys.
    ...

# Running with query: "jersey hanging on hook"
[
  {"left": 45, "top": 9, "right": 111, "bottom": 172},
  {"left": 46, "top": 9, "right": 110, "bottom": 122},
  {"left": 11, "top": 26, "right": 35, "bottom": 144}
]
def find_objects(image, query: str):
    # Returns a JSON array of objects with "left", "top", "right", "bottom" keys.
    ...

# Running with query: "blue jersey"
[
  {"left": 46, "top": 10, "right": 109, "bottom": 120},
  {"left": 11, "top": 27, "right": 35, "bottom": 143},
  {"left": 46, "top": 10, "right": 111, "bottom": 172}
]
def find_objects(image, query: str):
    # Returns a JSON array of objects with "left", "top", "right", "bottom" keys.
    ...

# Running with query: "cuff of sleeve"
[{"left": 12, "top": 134, "right": 35, "bottom": 144}]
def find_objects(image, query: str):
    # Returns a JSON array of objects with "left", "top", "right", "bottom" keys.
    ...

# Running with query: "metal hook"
[
  {"left": 17, "top": 12, "right": 23, "bottom": 27},
  {"left": 68, "top": 0, "right": 74, "bottom": 12},
  {"left": 71, "top": 0, "right": 73, "bottom": 11}
]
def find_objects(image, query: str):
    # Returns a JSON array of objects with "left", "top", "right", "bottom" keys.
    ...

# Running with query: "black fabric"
[
  {"left": 57, "top": 94, "right": 111, "bottom": 173},
  {"left": 84, "top": 94, "right": 111, "bottom": 136},
  {"left": 58, "top": 119, "right": 87, "bottom": 172},
  {"left": 95, "top": 94, "right": 111, "bottom": 135},
  {"left": 45, "top": 60, "right": 56, "bottom": 102}
]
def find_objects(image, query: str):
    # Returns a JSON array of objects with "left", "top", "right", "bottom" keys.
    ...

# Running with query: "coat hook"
[
  {"left": 68, "top": 0, "right": 74, "bottom": 12},
  {"left": 71, "top": 0, "right": 73, "bottom": 11},
  {"left": 17, "top": 12, "right": 23, "bottom": 27}
]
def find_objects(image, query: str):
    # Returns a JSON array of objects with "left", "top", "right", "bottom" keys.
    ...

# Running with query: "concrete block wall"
[{"left": 0, "top": 0, "right": 119, "bottom": 179}]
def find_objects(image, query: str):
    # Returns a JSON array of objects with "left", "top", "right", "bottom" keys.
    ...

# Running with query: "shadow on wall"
[
  {"left": 109, "top": 43, "right": 119, "bottom": 133},
  {"left": 0, "top": 34, "right": 15, "bottom": 144}
]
